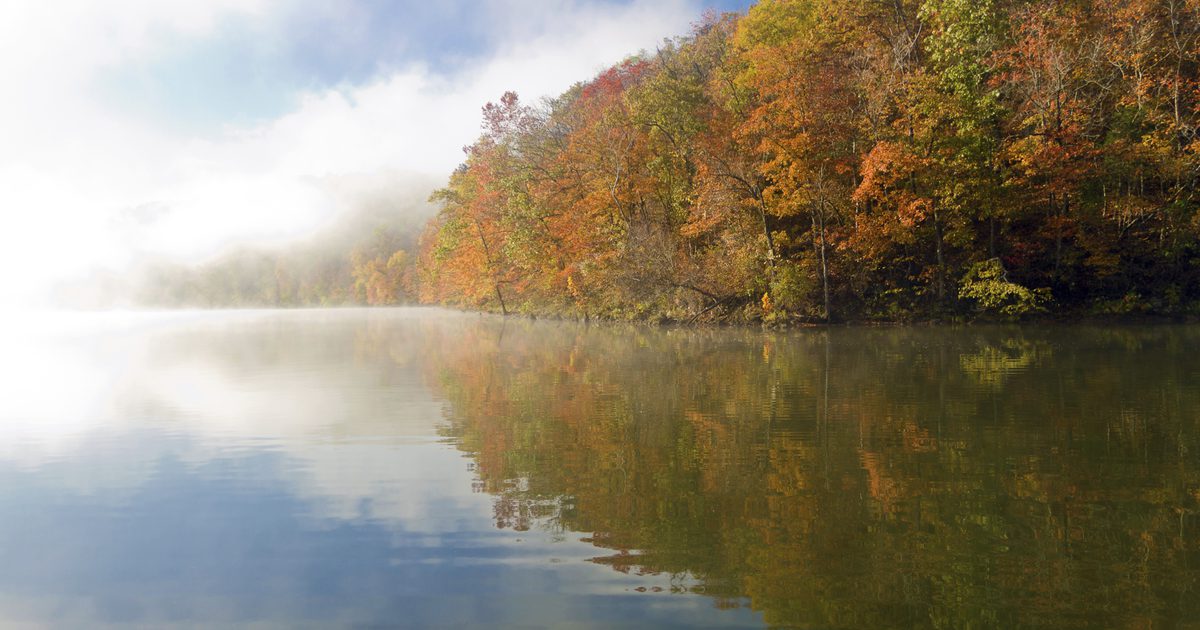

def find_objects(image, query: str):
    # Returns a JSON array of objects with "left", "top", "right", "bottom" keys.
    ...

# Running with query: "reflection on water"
[{"left": 0, "top": 309, "right": 1198, "bottom": 627}]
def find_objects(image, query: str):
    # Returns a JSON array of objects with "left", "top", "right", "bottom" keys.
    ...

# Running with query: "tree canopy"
[{"left": 419, "top": 0, "right": 1200, "bottom": 322}]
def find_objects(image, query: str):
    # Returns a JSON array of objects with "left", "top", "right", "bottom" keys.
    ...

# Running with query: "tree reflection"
[{"left": 376, "top": 318, "right": 1200, "bottom": 628}]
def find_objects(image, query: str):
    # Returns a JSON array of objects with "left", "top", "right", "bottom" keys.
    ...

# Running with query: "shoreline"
[
  {"left": 107, "top": 302, "right": 1200, "bottom": 330},
  {"left": 434, "top": 304, "right": 1200, "bottom": 330}
]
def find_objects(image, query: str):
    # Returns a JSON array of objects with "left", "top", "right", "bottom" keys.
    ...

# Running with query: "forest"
[
  {"left": 416, "top": 0, "right": 1200, "bottom": 323},
  {"left": 143, "top": 0, "right": 1200, "bottom": 323}
]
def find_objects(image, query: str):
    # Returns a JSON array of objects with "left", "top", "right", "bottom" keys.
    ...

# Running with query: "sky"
[{"left": 0, "top": 0, "right": 752, "bottom": 307}]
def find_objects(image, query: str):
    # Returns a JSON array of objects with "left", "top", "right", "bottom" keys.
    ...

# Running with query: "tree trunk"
[
  {"left": 474, "top": 218, "right": 508, "bottom": 315},
  {"left": 933, "top": 203, "right": 945, "bottom": 303},
  {"left": 812, "top": 204, "right": 831, "bottom": 321},
  {"left": 988, "top": 216, "right": 996, "bottom": 259},
  {"left": 494, "top": 284, "right": 508, "bottom": 316},
  {"left": 757, "top": 191, "right": 777, "bottom": 264}
]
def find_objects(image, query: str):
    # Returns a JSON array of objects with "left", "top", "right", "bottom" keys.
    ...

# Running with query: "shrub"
[
  {"left": 958, "top": 259, "right": 1050, "bottom": 319},
  {"left": 768, "top": 260, "right": 815, "bottom": 312}
]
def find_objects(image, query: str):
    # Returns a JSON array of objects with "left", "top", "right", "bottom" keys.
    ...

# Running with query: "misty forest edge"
[{"left": 141, "top": 0, "right": 1200, "bottom": 325}]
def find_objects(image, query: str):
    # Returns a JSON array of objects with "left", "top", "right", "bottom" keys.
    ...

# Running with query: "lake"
[{"left": 0, "top": 308, "right": 1197, "bottom": 628}]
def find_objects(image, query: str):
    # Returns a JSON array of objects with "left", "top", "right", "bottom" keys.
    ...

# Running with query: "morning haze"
[{"left": 2, "top": 0, "right": 1199, "bottom": 628}]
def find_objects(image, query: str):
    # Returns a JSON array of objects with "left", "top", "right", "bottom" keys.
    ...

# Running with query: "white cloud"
[{"left": 0, "top": 0, "right": 703, "bottom": 307}]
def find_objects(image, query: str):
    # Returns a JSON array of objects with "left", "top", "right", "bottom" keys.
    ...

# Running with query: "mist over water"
[
  {"left": 1, "top": 308, "right": 1198, "bottom": 627},
  {"left": 0, "top": 309, "right": 760, "bottom": 628},
  {"left": 6, "top": 0, "right": 1200, "bottom": 627},
  {"left": 0, "top": 1, "right": 721, "bottom": 309}
]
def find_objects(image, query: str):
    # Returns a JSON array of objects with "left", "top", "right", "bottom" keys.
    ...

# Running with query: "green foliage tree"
[{"left": 958, "top": 257, "right": 1049, "bottom": 318}]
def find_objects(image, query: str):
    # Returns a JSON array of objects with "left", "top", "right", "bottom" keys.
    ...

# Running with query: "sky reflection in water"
[
  {"left": 1, "top": 308, "right": 1199, "bottom": 628},
  {"left": 0, "top": 309, "right": 758, "bottom": 628}
]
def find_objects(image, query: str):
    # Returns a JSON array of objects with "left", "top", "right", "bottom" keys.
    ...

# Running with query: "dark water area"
[{"left": 1, "top": 308, "right": 1198, "bottom": 628}]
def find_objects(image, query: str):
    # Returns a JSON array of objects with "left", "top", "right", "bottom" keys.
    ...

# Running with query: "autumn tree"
[{"left": 415, "top": 0, "right": 1200, "bottom": 322}]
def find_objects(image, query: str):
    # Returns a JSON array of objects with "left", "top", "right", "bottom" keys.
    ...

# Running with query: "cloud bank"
[{"left": 0, "top": 0, "right": 737, "bottom": 307}]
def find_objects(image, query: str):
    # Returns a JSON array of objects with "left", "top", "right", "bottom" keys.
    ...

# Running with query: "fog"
[{"left": 0, "top": 0, "right": 732, "bottom": 309}]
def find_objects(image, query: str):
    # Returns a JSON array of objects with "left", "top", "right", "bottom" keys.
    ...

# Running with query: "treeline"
[
  {"left": 138, "top": 236, "right": 413, "bottom": 308},
  {"left": 137, "top": 182, "right": 432, "bottom": 308},
  {"left": 417, "top": 0, "right": 1200, "bottom": 322}
]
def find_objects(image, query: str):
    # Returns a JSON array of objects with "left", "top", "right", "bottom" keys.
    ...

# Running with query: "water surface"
[{"left": 1, "top": 308, "right": 1198, "bottom": 628}]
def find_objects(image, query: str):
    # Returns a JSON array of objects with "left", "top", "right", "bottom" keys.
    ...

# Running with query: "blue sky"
[
  {"left": 104, "top": 0, "right": 755, "bottom": 130},
  {"left": 0, "top": 0, "right": 755, "bottom": 307}
]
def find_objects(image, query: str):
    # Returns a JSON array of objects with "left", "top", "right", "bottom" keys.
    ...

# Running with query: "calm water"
[{"left": 1, "top": 308, "right": 1198, "bottom": 628}]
